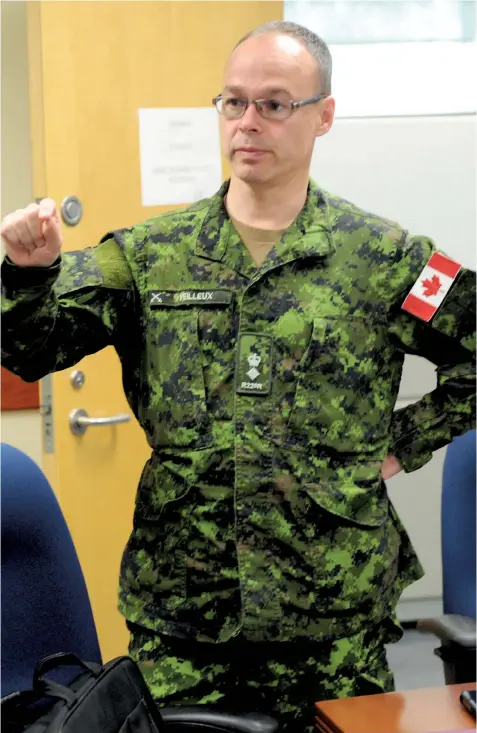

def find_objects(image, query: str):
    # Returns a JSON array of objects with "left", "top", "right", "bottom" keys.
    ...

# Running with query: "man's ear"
[{"left": 315, "top": 96, "right": 336, "bottom": 139}]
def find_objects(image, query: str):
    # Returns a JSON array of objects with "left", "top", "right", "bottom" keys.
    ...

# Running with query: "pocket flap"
[
  {"left": 304, "top": 479, "right": 389, "bottom": 528},
  {"left": 135, "top": 456, "right": 194, "bottom": 521}
]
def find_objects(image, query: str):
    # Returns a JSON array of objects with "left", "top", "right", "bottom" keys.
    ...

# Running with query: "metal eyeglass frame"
[{"left": 212, "top": 93, "right": 327, "bottom": 119}]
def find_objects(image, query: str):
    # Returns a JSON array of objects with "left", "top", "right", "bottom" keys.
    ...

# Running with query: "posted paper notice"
[{"left": 138, "top": 107, "right": 222, "bottom": 206}]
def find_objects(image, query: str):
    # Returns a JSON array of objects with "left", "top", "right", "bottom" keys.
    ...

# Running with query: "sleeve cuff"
[
  {"left": 391, "top": 440, "right": 433, "bottom": 473},
  {"left": 1, "top": 255, "right": 61, "bottom": 291}
]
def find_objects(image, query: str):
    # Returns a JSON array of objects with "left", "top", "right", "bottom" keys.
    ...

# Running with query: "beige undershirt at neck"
[{"left": 229, "top": 214, "right": 286, "bottom": 267}]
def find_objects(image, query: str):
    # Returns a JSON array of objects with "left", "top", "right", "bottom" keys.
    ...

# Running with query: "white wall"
[
  {"left": 1, "top": 1, "right": 43, "bottom": 468},
  {"left": 1, "top": 1, "right": 33, "bottom": 217},
  {"left": 311, "top": 116, "right": 475, "bottom": 268},
  {"left": 311, "top": 114, "right": 476, "bottom": 618}
]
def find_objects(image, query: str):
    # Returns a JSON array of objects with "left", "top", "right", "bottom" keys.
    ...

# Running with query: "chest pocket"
[
  {"left": 146, "top": 289, "right": 234, "bottom": 449},
  {"left": 285, "top": 316, "right": 392, "bottom": 453}
]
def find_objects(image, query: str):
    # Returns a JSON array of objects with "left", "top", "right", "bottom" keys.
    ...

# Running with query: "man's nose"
[{"left": 239, "top": 102, "right": 263, "bottom": 133}]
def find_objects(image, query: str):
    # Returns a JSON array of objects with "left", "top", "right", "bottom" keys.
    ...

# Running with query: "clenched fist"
[{"left": 1, "top": 198, "right": 63, "bottom": 268}]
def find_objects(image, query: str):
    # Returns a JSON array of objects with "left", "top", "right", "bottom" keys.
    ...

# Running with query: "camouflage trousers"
[{"left": 128, "top": 617, "right": 403, "bottom": 732}]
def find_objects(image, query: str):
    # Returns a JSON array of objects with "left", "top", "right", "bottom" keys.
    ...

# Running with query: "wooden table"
[{"left": 315, "top": 683, "right": 476, "bottom": 733}]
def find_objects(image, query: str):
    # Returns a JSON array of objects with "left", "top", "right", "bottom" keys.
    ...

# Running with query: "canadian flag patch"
[{"left": 402, "top": 252, "right": 461, "bottom": 322}]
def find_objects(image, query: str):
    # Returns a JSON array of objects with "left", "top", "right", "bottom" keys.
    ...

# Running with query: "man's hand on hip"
[{"left": 381, "top": 454, "right": 403, "bottom": 480}]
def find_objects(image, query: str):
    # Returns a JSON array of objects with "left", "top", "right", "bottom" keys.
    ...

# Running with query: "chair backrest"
[
  {"left": 441, "top": 430, "right": 476, "bottom": 619},
  {"left": 1, "top": 443, "right": 102, "bottom": 696}
]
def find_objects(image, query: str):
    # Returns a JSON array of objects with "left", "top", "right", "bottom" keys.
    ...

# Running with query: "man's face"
[{"left": 219, "top": 33, "right": 335, "bottom": 186}]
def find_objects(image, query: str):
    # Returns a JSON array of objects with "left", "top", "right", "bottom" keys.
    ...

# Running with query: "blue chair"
[
  {"left": 1, "top": 443, "right": 102, "bottom": 696},
  {"left": 418, "top": 430, "right": 476, "bottom": 683},
  {"left": 442, "top": 429, "right": 476, "bottom": 620}
]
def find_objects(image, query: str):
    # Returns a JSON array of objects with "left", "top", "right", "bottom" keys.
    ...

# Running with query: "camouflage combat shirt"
[{"left": 2, "top": 180, "right": 475, "bottom": 643}]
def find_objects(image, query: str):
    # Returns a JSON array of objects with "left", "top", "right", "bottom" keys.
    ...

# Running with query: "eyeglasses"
[{"left": 212, "top": 93, "right": 327, "bottom": 121}]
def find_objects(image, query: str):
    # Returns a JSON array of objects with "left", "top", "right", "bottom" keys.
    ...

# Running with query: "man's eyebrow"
[{"left": 223, "top": 85, "right": 292, "bottom": 97}]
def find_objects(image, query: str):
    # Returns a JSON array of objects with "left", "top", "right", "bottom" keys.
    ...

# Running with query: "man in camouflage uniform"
[{"left": 1, "top": 20, "right": 475, "bottom": 732}]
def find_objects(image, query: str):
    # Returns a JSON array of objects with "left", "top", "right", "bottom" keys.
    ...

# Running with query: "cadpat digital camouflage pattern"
[
  {"left": 128, "top": 617, "right": 401, "bottom": 731},
  {"left": 2, "top": 179, "right": 475, "bottom": 648}
]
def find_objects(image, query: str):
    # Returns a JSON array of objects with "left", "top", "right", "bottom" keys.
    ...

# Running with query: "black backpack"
[{"left": 1, "top": 652, "right": 166, "bottom": 733}]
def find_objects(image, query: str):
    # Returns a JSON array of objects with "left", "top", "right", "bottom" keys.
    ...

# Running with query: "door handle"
[{"left": 69, "top": 408, "right": 131, "bottom": 435}]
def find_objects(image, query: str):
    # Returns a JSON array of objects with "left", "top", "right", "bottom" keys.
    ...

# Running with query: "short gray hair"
[{"left": 234, "top": 21, "right": 332, "bottom": 96}]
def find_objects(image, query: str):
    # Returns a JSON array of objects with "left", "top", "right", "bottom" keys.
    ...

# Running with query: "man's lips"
[{"left": 235, "top": 146, "right": 268, "bottom": 155}]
